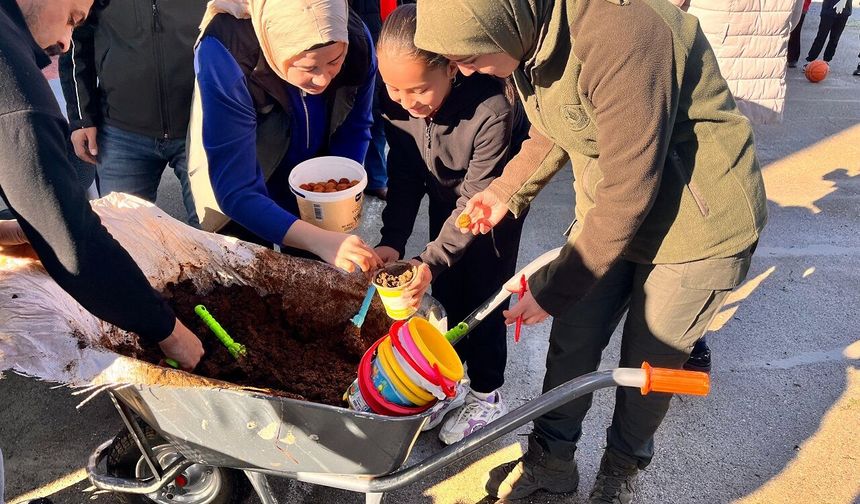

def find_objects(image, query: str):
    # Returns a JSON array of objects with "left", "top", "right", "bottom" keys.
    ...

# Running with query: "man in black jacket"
[
  {"left": 0, "top": 0, "right": 203, "bottom": 369},
  {"left": 59, "top": 0, "right": 207, "bottom": 226}
]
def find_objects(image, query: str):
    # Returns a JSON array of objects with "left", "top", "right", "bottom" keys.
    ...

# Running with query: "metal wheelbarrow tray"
[{"left": 88, "top": 364, "right": 707, "bottom": 504}]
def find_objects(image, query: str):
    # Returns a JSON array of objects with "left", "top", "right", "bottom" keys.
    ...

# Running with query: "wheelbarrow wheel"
[{"left": 106, "top": 424, "right": 247, "bottom": 504}]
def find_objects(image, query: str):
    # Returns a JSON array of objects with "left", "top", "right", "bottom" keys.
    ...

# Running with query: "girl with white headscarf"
[{"left": 187, "top": 0, "right": 381, "bottom": 273}]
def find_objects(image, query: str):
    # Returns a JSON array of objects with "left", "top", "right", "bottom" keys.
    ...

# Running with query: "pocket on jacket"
[
  {"left": 669, "top": 149, "right": 710, "bottom": 217},
  {"left": 680, "top": 250, "right": 752, "bottom": 291}
]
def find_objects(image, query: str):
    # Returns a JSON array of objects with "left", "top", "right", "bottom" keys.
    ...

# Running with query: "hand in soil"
[
  {"left": 402, "top": 262, "right": 432, "bottom": 309},
  {"left": 158, "top": 320, "right": 205, "bottom": 371}
]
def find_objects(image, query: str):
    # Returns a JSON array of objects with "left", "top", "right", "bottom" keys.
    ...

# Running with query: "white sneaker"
[
  {"left": 421, "top": 380, "right": 469, "bottom": 432},
  {"left": 438, "top": 390, "right": 507, "bottom": 445}
]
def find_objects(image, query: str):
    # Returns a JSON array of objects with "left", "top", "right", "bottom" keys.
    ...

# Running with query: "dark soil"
[
  {"left": 152, "top": 279, "right": 387, "bottom": 406},
  {"left": 375, "top": 262, "right": 415, "bottom": 288},
  {"left": 95, "top": 249, "right": 396, "bottom": 406}
]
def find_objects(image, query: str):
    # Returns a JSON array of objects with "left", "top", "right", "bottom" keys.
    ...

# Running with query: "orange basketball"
[{"left": 805, "top": 60, "right": 829, "bottom": 83}]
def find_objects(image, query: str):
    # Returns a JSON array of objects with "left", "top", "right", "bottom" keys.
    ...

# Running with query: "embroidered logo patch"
[{"left": 562, "top": 105, "right": 590, "bottom": 131}]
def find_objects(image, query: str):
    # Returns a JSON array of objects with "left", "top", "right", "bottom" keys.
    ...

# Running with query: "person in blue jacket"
[{"left": 188, "top": 0, "right": 382, "bottom": 273}]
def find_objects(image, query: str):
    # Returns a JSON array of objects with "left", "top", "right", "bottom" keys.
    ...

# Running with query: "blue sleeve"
[
  {"left": 195, "top": 36, "right": 298, "bottom": 245},
  {"left": 327, "top": 26, "right": 376, "bottom": 163}
]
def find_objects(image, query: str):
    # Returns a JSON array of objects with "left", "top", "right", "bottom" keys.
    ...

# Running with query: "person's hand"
[
  {"left": 457, "top": 189, "right": 509, "bottom": 235},
  {"left": 71, "top": 127, "right": 99, "bottom": 164},
  {"left": 375, "top": 246, "right": 400, "bottom": 264},
  {"left": 315, "top": 232, "right": 383, "bottom": 273},
  {"left": 0, "top": 220, "right": 37, "bottom": 259},
  {"left": 158, "top": 319, "right": 204, "bottom": 371},
  {"left": 403, "top": 260, "right": 432, "bottom": 308},
  {"left": 502, "top": 277, "right": 550, "bottom": 326}
]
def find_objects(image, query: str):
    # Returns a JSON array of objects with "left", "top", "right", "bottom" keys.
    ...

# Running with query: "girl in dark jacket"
[{"left": 373, "top": 5, "right": 530, "bottom": 445}]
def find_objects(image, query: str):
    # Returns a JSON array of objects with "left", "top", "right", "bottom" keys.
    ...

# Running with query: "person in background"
[
  {"left": 415, "top": 0, "right": 765, "bottom": 501},
  {"left": 350, "top": 0, "right": 390, "bottom": 200},
  {"left": 59, "top": 0, "right": 206, "bottom": 227},
  {"left": 374, "top": 4, "right": 530, "bottom": 445},
  {"left": 805, "top": 0, "right": 853, "bottom": 69},
  {"left": 189, "top": 0, "right": 382, "bottom": 273},
  {"left": 788, "top": 0, "right": 815, "bottom": 68},
  {"left": 1, "top": 0, "right": 204, "bottom": 367},
  {"left": 854, "top": 45, "right": 860, "bottom": 75},
  {"left": 670, "top": 0, "right": 802, "bottom": 373}
]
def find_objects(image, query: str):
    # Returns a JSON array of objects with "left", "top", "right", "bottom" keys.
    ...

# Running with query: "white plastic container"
[{"left": 288, "top": 156, "right": 367, "bottom": 232}]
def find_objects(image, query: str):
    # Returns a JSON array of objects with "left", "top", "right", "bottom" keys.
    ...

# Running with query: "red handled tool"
[{"left": 515, "top": 274, "right": 527, "bottom": 343}]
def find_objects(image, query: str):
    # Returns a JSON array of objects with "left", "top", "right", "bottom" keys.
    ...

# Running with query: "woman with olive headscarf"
[
  {"left": 416, "top": 0, "right": 766, "bottom": 502},
  {"left": 187, "top": 0, "right": 382, "bottom": 273}
]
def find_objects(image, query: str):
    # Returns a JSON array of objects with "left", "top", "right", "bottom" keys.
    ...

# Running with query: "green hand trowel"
[{"left": 195, "top": 304, "right": 247, "bottom": 359}]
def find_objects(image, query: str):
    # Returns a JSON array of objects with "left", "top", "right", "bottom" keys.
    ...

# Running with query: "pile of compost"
[{"left": 154, "top": 279, "right": 390, "bottom": 406}]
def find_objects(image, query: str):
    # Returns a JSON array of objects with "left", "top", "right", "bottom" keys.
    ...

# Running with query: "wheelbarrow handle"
[
  {"left": 445, "top": 247, "right": 562, "bottom": 345},
  {"left": 296, "top": 364, "right": 709, "bottom": 494}
]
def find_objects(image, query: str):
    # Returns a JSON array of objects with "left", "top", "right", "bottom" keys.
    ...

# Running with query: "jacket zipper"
[
  {"left": 422, "top": 120, "right": 433, "bottom": 167},
  {"left": 300, "top": 91, "right": 310, "bottom": 150},
  {"left": 151, "top": 0, "right": 170, "bottom": 139}
]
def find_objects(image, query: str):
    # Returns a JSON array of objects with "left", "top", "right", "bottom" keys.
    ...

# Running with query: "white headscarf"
[{"left": 200, "top": 0, "right": 349, "bottom": 81}]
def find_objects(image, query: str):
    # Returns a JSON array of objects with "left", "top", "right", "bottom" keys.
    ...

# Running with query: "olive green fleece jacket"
[{"left": 415, "top": 0, "right": 767, "bottom": 316}]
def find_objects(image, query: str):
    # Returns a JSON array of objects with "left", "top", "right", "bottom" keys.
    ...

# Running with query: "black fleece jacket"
[
  {"left": 0, "top": 0, "right": 176, "bottom": 343},
  {"left": 378, "top": 74, "right": 529, "bottom": 278}
]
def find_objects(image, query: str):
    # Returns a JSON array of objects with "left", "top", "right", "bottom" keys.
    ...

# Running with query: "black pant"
[
  {"left": 430, "top": 202, "right": 526, "bottom": 394},
  {"left": 787, "top": 11, "right": 807, "bottom": 64},
  {"left": 807, "top": 14, "right": 850, "bottom": 62}
]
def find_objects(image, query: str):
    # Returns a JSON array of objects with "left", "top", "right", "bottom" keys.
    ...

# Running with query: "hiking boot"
[
  {"left": 485, "top": 435, "right": 579, "bottom": 500},
  {"left": 684, "top": 338, "right": 711, "bottom": 373},
  {"left": 588, "top": 450, "right": 639, "bottom": 504},
  {"left": 439, "top": 389, "right": 507, "bottom": 445}
]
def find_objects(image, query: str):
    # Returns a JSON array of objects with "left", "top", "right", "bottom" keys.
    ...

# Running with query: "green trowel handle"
[{"left": 194, "top": 304, "right": 247, "bottom": 359}]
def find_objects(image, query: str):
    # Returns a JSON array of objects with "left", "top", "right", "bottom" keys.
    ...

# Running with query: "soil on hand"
[{"left": 375, "top": 263, "right": 415, "bottom": 289}]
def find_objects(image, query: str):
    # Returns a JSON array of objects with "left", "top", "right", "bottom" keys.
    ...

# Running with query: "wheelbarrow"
[{"left": 86, "top": 249, "right": 710, "bottom": 503}]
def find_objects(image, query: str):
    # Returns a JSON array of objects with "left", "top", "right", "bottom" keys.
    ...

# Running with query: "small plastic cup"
[{"left": 373, "top": 261, "right": 418, "bottom": 320}]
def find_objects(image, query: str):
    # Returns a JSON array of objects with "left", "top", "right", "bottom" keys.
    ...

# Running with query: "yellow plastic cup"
[
  {"left": 378, "top": 338, "right": 435, "bottom": 404},
  {"left": 373, "top": 262, "right": 418, "bottom": 320},
  {"left": 407, "top": 317, "right": 464, "bottom": 383}
]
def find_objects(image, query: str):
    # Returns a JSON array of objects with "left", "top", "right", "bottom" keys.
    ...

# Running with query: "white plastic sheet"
[{"left": 0, "top": 194, "right": 268, "bottom": 388}]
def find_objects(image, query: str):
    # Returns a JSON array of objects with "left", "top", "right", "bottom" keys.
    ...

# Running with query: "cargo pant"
[{"left": 533, "top": 247, "right": 753, "bottom": 468}]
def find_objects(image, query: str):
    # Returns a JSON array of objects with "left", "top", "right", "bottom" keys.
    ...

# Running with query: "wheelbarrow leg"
[
  {"left": 365, "top": 492, "right": 384, "bottom": 504},
  {"left": 243, "top": 470, "right": 279, "bottom": 504}
]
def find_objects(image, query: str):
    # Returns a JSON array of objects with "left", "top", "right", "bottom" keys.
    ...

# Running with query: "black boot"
[
  {"left": 853, "top": 64, "right": 860, "bottom": 76},
  {"left": 684, "top": 338, "right": 711, "bottom": 373},
  {"left": 485, "top": 434, "right": 579, "bottom": 500},
  {"left": 588, "top": 449, "right": 639, "bottom": 504}
]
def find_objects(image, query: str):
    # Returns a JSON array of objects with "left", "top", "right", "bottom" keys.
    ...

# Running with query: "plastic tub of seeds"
[{"left": 373, "top": 261, "right": 418, "bottom": 320}]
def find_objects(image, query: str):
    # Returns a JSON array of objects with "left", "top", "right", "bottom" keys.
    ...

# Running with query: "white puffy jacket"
[{"left": 672, "top": 0, "right": 804, "bottom": 124}]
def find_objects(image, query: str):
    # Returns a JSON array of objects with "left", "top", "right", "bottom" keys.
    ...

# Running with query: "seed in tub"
[
  {"left": 339, "top": 177, "right": 350, "bottom": 185},
  {"left": 374, "top": 267, "right": 415, "bottom": 288}
]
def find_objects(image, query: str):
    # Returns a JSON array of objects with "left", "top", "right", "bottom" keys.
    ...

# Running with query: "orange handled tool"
[{"left": 640, "top": 362, "right": 710, "bottom": 396}]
